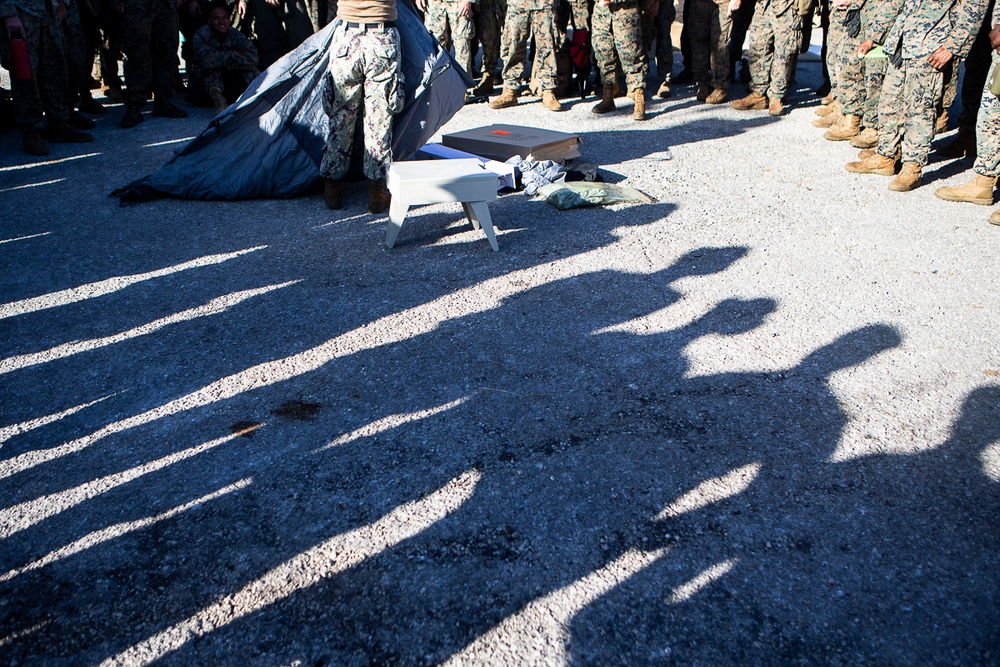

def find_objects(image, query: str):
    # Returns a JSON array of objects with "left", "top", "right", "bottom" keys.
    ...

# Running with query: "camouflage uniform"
[
  {"left": 689, "top": 0, "right": 733, "bottom": 90},
  {"left": 321, "top": 21, "right": 404, "bottom": 181},
  {"left": 868, "top": 0, "right": 987, "bottom": 164},
  {"left": 861, "top": 44, "right": 886, "bottom": 128},
  {"left": 189, "top": 24, "right": 259, "bottom": 102},
  {"left": 251, "top": 0, "right": 315, "bottom": 68},
  {"left": 591, "top": 0, "right": 649, "bottom": 92},
  {"left": 424, "top": 0, "right": 475, "bottom": 77},
  {"left": 121, "top": 0, "right": 181, "bottom": 109},
  {"left": 499, "top": 0, "right": 558, "bottom": 91},
  {"left": 746, "top": 0, "right": 801, "bottom": 100},
  {"left": 972, "top": 2, "right": 1000, "bottom": 175},
  {"left": 833, "top": 1, "right": 866, "bottom": 116},
  {"left": 824, "top": 0, "right": 845, "bottom": 93},
  {"left": 475, "top": 0, "right": 505, "bottom": 78},
  {"left": 0, "top": 0, "right": 71, "bottom": 131}
]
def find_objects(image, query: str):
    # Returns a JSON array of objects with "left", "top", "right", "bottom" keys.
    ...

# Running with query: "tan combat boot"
[
  {"left": 824, "top": 114, "right": 861, "bottom": 141},
  {"left": 541, "top": 90, "right": 564, "bottom": 111},
  {"left": 732, "top": 91, "right": 766, "bottom": 110},
  {"left": 705, "top": 88, "right": 728, "bottom": 104},
  {"left": 989, "top": 208, "right": 1000, "bottom": 225},
  {"left": 935, "top": 109, "right": 949, "bottom": 135},
  {"left": 369, "top": 178, "right": 391, "bottom": 214},
  {"left": 324, "top": 178, "right": 342, "bottom": 210},
  {"left": 768, "top": 97, "right": 784, "bottom": 116},
  {"left": 934, "top": 173, "right": 997, "bottom": 205},
  {"left": 936, "top": 128, "right": 976, "bottom": 158},
  {"left": 887, "top": 162, "right": 922, "bottom": 191},
  {"left": 633, "top": 88, "right": 646, "bottom": 120},
  {"left": 815, "top": 99, "right": 840, "bottom": 117},
  {"left": 845, "top": 152, "right": 896, "bottom": 175},
  {"left": 489, "top": 88, "right": 518, "bottom": 109},
  {"left": 209, "top": 87, "right": 228, "bottom": 114},
  {"left": 472, "top": 73, "right": 494, "bottom": 97},
  {"left": 821, "top": 92, "right": 835, "bottom": 105},
  {"left": 657, "top": 80, "right": 672, "bottom": 98},
  {"left": 849, "top": 127, "right": 878, "bottom": 149},
  {"left": 813, "top": 108, "right": 841, "bottom": 128},
  {"left": 592, "top": 84, "right": 615, "bottom": 114}
]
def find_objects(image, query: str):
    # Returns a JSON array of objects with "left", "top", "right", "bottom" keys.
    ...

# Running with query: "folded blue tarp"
[{"left": 115, "top": 0, "right": 472, "bottom": 201}]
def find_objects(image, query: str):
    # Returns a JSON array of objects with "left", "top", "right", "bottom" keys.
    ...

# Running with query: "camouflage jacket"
[
  {"left": 756, "top": 0, "right": 798, "bottom": 18},
  {"left": 191, "top": 25, "right": 259, "bottom": 74},
  {"left": 869, "top": 0, "right": 988, "bottom": 58}
]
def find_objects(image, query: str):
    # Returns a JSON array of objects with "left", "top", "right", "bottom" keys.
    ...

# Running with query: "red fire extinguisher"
[{"left": 9, "top": 28, "right": 33, "bottom": 80}]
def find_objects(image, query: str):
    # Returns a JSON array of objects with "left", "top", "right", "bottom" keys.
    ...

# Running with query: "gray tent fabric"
[{"left": 115, "top": 0, "right": 472, "bottom": 201}]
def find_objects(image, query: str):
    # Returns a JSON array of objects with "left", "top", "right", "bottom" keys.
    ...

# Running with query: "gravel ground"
[{"left": 1, "top": 55, "right": 998, "bottom": 666}]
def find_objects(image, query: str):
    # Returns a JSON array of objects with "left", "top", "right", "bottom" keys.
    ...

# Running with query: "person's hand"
[
  {"left": 265, "top": 0, "right": 280, "bottom": 8},
  {"left": 415, "top": 0, "right": 427, "bottom": 10},
  {"left": 832, "top": 0, "right": 850, "bottom": 8},
  {"left": 990, "top": 25, "right": 1000, "bottom": 51},
  {"left": 728, "top": 0, "right": 741, "bottom": 15},
  {"left": 458, "top": 0, "right": 472, "bottom": 17},
  {"left": 237, "top": 0, "right": 246, "bottom": 15},
  {"left": 4, "top": 15, "right": 25, "bottom": 39},
  {"left": 857, "top": 38, "right": 874, "bottom": 57},
  {"left": 927, "top": 46, "right": 953, "bottom": 70}
]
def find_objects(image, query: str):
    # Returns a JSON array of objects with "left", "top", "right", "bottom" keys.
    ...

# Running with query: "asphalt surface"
[{"left": 1, "top": 56, "right": 998, "bottom": 666}]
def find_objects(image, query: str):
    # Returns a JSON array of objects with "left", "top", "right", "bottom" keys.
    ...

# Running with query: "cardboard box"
[{"left": 441, "top": 124, "right": 581, "bottom": 163}]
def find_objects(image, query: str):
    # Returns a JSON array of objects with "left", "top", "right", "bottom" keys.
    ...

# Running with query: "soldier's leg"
[
  {"left": 478, "top": 0, "right": 504, "bottom": 79},
  {"left": 35, "top": 7, "right": 72, "bottom": 125},
  {"left": 876, "top": 61, "right": 905, "bottom": 159},
  {"left": 252, "top": 0, "right": 289, "bottom": 68},
  {"left": 825, "top": 6, "right": 845, "bottom": 99},
  {"left": 974, "top": 59, "right": 1000, "bottom": 176},
  {"left": 121, "top": 0, "right": 155, "bottom": 108},
  {"left": 590, "top": 1, "right": 616, "bottom": 84},
  {"left": 766, "top": 9, "right": 799, "bottom": 101},
  {"left": 688, "top": 0, "right": 714, "bottom": 88},
  {"left": 862, "top": 55, "right": 886, "bottom": 130},
  {"left": 447, "top": 0, "right": 476, "bottom": 77},
  {"left": 710, "top": 0, "right": 732, "bottom": 91},
  {"left": 611, "top": 4, "right": 646, "bottom": 93},
  {"left": 360, "top": 27, "right": 403, "bottom": 180},
  {"left": 284, "top": 0, "right": 316, "bottom": 51},
  {"left": 63, "top": 0, "right": 87, "bottom": 108},
  {"left": 150, "top": 0, "right": 180, "bottom": 104},
  {"left": 1, "top": 11, "right": 47, "bottom": 133},
  {"left": 425, "top": 1, "right": 451, "bottom": 50},
  {"left": 321, "top": 28, "right": 363, "bottom": 180},
  {"left": 900, "top": 58, "right": 944, "bottom": 166},
  {"left": 655, "top": 0, "right": 674, "bottom": 84},
  {"left": 836, "top": 28, "right": 864, "bottom": 117},
  {"left": 529, "top": 7, "right": 559, "bottom": 90},
  {"left": 956, "top": 20, "right": 992, "bottom": 134},
  {"left": 747, "top": 10, "right": 775, "bottom": 95},
  {"left": 500, "top": 5, "right": 530, "bottom": 89}
]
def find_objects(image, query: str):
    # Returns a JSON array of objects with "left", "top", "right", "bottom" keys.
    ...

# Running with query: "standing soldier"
[
  {"left": 590, "top": 0, "right": 657, "bottom": 119},
  {"left": 730, "top": 0, "right": 808, "bottom": 115},
  {"left": 688, "top": 0, "right": 735, "bottom": 104},
  {"left": 488, "top": 0, "right": 564, "bottom": 110},
  {"left": 823, "top": 0, "right": 868, "bottom": 140},
  {"left": 118, "top": 0, "right": 189, "bottom": 127},
  {"left": 934, "top": 7, "right": 1000, "bottom": 224},
  {"left": 846, "top": 0, "right": 987, "bottom": 191},
  {"left": 418, "top": 0, "right": 475, "bottom": 82},
  {"left": 641, "top": 0, "right": 674, "bottom": 98},
  {"left": 1, "top": 0, "right": 93, "bottom": 154},
  {"left": 320, "top": 0, "right": 404, "bottom": 213},
  {"left": 937, "top": 0, "right": 994, "bottom": 157}
]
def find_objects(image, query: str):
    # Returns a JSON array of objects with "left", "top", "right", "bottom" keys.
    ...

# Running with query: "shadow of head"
[{"left": 798, "top": 324, "right": 903, "bottom": 378}]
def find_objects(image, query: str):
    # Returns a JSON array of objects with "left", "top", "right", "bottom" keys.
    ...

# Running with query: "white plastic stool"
[{"left": 385, "top": 159, "right": 500, "bottom": 251}]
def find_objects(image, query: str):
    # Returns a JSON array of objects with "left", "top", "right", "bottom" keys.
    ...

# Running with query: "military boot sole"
[
  {"left": 845, "top": 161, "right": 895, "bottom": 176},
  {"left": 887, "top": 177, "right": 921, "bottom": 192},
  {"left": 933, "top": 189, "right": 993, "bottom": 206},
  {"left": 824, "top": 129, "right": 859, "bottom": 141},
  {"left": 849, "top": 135, "right": 878, "bottom": 149}
]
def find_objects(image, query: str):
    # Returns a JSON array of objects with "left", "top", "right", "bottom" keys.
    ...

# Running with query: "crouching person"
[
  {"left": 320, "top": 0, "right": 404, "bottom": 214},
  {"left": 189, "top": 1, "right": 260, "bottom": 114}
]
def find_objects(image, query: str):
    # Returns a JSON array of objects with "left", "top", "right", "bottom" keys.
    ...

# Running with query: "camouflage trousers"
[
  {"left": 0, "top": 8, "right": 70, "bottom": 131},
  {"left": 121, "top": 0, "right": 180, "bottom": 108},
  {"left": 425, "top": 0, "right": 476, "bottom": 79},
  {"left": 973, "top": 53, "right": 1000, "bottom": 177},
  {"left": 476, "top": 0, "right": 507, "bottom": 79},
  {"left": 833, "top": 11, "right": 864, "bottom": 116},
  {"left": 321, "top": 23, "right": 404, "bottom": 181},
  {"left": 688, "top": 0, "right": 732, "bottom": 90},
  {"left": 500, "top": 5, "right": 558, "bottom": 90},
  {"left": 591, "top": 1, "right": 647, "bottom": 91},
  {"left": 642, "top": 0, "right": 675, "bottom": 84},
  {"left": 876, "top": 58, "right": 944, "bottom": 166},
  {"left": 747, "top": 6, "right": 801, "bottom": 100},
  {"left": 824, "top": 4, "right": 845, "bottom": 94},
  {"left": 862, "top": 53, "right": 886, "bottom": 129}
]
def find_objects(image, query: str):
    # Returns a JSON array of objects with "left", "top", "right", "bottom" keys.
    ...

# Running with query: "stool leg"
[
  {"left": 462, "top": 202, "right": 481, "bottom": 230},
  {"left": 386, "top": 198, "right": 409, "bottom": 248},
  {"left": 468, "top": 201, "right": 499, "bottom": 251}
]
